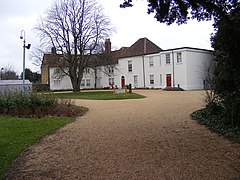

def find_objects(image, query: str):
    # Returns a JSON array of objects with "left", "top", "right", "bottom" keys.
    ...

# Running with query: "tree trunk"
[
  {"left": 70, "top": 75, "right": 81, "bottom": 92},
  {"left": 94, "top": 68, "right": 97, "bottom": 89},
  {"left": 72, "top": 83, "right": 81, "bottom": 92}
]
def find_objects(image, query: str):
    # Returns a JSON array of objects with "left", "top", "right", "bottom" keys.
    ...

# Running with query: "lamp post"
[
  {"left": 1, "top": 68, "right": 3, "bottom": 80},
  {"left": 20, "top": 30, "right": 31, "bottom": 92}
]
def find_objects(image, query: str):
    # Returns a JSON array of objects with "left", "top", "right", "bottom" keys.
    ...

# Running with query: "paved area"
[{"left": 5, "top": 90, "right": 240, "bottom": 179}]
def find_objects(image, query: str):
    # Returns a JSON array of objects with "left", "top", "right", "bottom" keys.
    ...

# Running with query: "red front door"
[
  {"left": 166, "top": 74, "right": 171, "bottom": 87},
  {"left": 121, "top": 76, "right": 125, "bottom": 88}
]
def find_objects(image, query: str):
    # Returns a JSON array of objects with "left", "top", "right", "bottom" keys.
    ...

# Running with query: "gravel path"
[{"left": 5, "top": 90, "right": 240, "bottom": 179}]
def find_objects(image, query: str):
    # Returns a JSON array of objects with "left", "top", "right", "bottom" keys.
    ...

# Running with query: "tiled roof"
[
  {"left": 110, "top": 47, "right": 128, "bottom": 63},
  {"left": 118, "top": 38, "right": 162, "bottom": 58},
  {"left": 42, "top": 38, "right": 161, "bottom": 67},
  {"left": 42, "top": 48, "right": 126, "bottom": 68},
  {"left": 42, "top": 53, "right": 63, "bottom": 67},
  {"left": 87, "top": 47, "right": 128, "bottom": 67}
]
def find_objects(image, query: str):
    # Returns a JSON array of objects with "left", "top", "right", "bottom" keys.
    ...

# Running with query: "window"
[
  {"left": 109, "top": 78, "right": 114, "bottom": 85},
  {"left": 108, "top": 67, "right": 114, "bottom": 73},
  {"left": 85, "top": 68, "right": 90, "bottom": 73},
  {"left": 81, "top": 79, "right": 85, "bottom": 87},
  {"left": 160, "top": 74, "right": 162, "bottom": 85},
  {"left": 53, "top": 79, "right": 60, "bottom": 86},
  {"left": 166, "top": 54, "right": 170, "bottom": 64},
  {"left": 128, "top": 60, "right": 132, "bottom": 72},
  {"left": 149, "top": 57, "right": 154, "bottom": 67},
  {"left": 54, "top": 68, "right": 61, "bottom": 74},
  {"left": 86, "top": 79, "right": 90, "bottom": 86},
  {"left": 150, "top": 75, "right": 154, "bottom": 85},
  {"left": 159, "top": 56, "right": 161, "bottom": 66},
  {"left": 60, "top": 57, "right": 67, "bottom": 65},
  {"left": 177, "top": 52, "right": 182, "bottom": 63},
  {"left": 134, "top": 75, "right": 138, "bottom": 85}
]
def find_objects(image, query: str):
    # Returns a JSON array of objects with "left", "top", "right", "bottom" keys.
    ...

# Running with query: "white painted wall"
[
  {"left": 96, "top": 67, "right": 116, "bottom": 89},
  {"left": 158, "top": 52, "right": 175, "bottom": 88},
  {"left": 144, "top": 54, "right": 161, "bottom": 88},
  {"left": 50, "top": 66, "right": 118, "bottom": 90},
  {"left": 185, "top": 49, "right": 214, "bottom": 90},
  {"left": 48, "top": 48, "right": 214, "bottom": 91},
  {"left": 116, "top": 56, "right": 145, "bottom": 88},
  {"left": 50, "top": 67, "right": 97, "bottom": 90},
  {"left": 153, "top": 48, "right": 214, "bottom": 90},
  {"left": 49, "top": 68, "right": 73, "bottom": 90}
]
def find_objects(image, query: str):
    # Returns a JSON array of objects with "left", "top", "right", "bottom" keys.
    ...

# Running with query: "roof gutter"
[
  {"left": 142, "top": 55, "right": 146, "bottom": 88},
  {"left": 172, "top": 50, "right": 175, "bottom": 87}
]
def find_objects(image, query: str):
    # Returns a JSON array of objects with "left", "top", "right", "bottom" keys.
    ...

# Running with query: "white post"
[{"left": 23, "top": 38, "right": 26, "bottom": 92}]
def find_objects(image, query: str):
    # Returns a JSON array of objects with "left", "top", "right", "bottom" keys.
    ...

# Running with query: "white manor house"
[{"left": 41, "top": 38, "right": 214, "bottom": 91}]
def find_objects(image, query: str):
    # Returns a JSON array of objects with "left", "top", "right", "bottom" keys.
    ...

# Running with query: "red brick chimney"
[{"left": 105, "top": 39, "right": 111, "bottom": 55}]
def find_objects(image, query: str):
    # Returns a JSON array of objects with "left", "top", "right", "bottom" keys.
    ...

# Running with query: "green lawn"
[
  {"left": 0, "top": 115, "right": 74, "bottom": 179},
  {"left": 53, "top": 91, "right": 145, "bottom": 100}
]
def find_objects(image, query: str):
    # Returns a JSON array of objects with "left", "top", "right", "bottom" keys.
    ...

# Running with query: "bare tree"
[
  {"left": 36, "top": 0, "right": 113, "bottom": 92},
  {"left": 30, "top": 45, "right": 49, "bottom": 67},
  {"left": 87, "top": 41, "right": 119, "bottom": 88},
  {"left": 199, "top": 59, "right": 217, "bottom": 107},
  {"left": 1, "top": 64, "right": 19, "bottom": 80}
]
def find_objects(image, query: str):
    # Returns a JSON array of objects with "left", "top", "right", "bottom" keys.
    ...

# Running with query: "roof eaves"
[{"left": 161, "top": 47, "right": 214, "bottom": 53}]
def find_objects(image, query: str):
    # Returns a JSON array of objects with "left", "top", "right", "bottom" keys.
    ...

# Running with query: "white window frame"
[
  {"left": 108, "top": 67, "right": 114, "bottom": 73},
  {"left": 85, "top": 68, "right": 90, "bottom": 73},
  {"left": 166, "top": 54, "right": 171, "bottom": 64},
  {"left": 54, "top": 68, "right": 61, "bottom": 74},
  {"left": 177, "top": 52, "right": 182, "bottom": 63},
  {"left": 109, "top": 77, "right": 114, "bottom": 85},
  {"left": 134, "top": 75, "right": 138, "bottom": 85},
  {"left": 53, "top": 79, "right": 61, "bottom": 86},
  {"left": 81, "top": 79, "right": 85, "bottom": 87},
  {"left": 128, "top": 60, "right": 132, "bottom": 72},
  {"left": 150, "top": 75, "right": 154, "bottom": 85},
  {"left": 149, "top": 57, "right": 154, "bottom": 67},
  {"left": 86, "top": 79, "right": 90, "bottom": 86}
]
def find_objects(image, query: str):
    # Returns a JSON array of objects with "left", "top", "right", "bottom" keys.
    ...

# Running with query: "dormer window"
[
  {"left": 85, "top": 68, "right": 90, "bottom": 73},
  {"left": 54, "top": 68, "right": 61, "bottom": 74},
  {"left": 108, "top": 67, "right": 114, "bottom": 73}
]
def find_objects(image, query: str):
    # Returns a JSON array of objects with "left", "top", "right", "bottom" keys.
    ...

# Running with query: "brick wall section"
[{"left": 41, "top": 53, "right": 62, "bottom": 84}]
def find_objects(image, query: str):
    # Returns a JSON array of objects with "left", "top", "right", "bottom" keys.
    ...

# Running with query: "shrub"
[
  {"left": 0, "top": 92, "right": 85, "bottom": 118},
  {"left": 221, "top": 93, "right": 240, "bottom": 127},
  {"left": 32, "top": 84, "right": 50, "bottom": 92},
  {"left": 192, "top": 108, "right": 240, "bottom": 142},
  {"left": 212, "top": 9, "right": 240, "bottom": 127},
  {"left": 0, "top": 92, "right": 54, "bottom": 117}
]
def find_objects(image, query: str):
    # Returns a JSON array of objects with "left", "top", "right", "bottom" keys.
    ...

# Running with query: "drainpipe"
[
  {"left": 172, "top": 50, "right": 175, "bottom": 87},
  {"left": 142, "top": 55, "right": 146, "bottom": 88}
]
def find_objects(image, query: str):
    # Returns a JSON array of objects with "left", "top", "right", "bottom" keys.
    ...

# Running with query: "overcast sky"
[{"left": 0, "top": 0, "right": 214, "bottom": 74}]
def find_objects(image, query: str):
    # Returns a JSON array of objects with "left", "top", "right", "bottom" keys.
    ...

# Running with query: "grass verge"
[
  {"left": 0, "top": 115, "right": 74, "bottom": 179},
  {"left": 192, "top": 108, "right": 240, "bottom": 143},
  {"left": 53, "top": 91, "right": 145, "bottom": 100}
]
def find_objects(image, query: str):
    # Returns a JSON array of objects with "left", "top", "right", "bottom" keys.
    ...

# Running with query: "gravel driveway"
[{"left": 5, "top": 90, "right": 240, "bottom": 179}]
